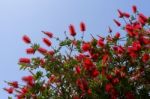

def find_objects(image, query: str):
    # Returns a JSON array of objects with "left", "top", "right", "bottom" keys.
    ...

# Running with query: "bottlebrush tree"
[{"left": 4, "top": 5, "right": 150, "bottom": 99}]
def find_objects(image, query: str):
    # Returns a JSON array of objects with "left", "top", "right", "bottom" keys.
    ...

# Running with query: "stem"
[
  {"left": 81, "top": 32, "right": 84, "bottom": 43},
  {"left": 123, "top": 17, "right": 128, "bottom": 24}
]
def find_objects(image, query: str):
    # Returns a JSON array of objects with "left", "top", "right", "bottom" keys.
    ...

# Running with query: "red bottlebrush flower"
[
  {"left": 40, "top": 58, "right": 45, "bottom": 67},
  {"left": 81, "top": 79, "right": 88, "bottom": 91},
  {"left": 16, "top": 87, "right": 28, "bottom": 99},
  {"left": 140, "top": 36, "right": 150, "bottom": 44},
  {"left": 38, "top": 47, "right": 47, "bottom": 54},
  {"left": 75, "top": 53, "right": 86, "bottom": 61},
  {"left": 110, "top": 89, "right": 118, "bottom": 99},
  {"left": 28, "top": 80, "right": 35, "bottom": 86},
  {"left": 84, "top": 58, "right": 93, "bottom": 66},
  {"left": 121, "top": 66, "right": 126, "bottom": 71},
  {"left": 76, "top": 78, "right": 88, "bottom": 91},
  {"left": 138, "top": 17, "right": 146, "bottom": 26},
  {"left": 10, "top": 81, "right": 18, "bottom": 88},
  {"left": 129, "top": 52, "right": 137, "bottom": 59},
  {"left": 107, "top": 75, "right": 113, "bottom": 80},
  {"left": 113, "top": 19, "right": 121, "bottom": 27},
  {"left": 139, "top": 13, "right": 148, "bottom": 22},
  {"left": 125, "top": 24, "right": 134, "bottom": 37},
  {"left": 138, "top": 17, "right": 145, "bottom": 26},
  {"left": 73, "top": 95, "right": 80, "bottom": 99},
  {"left": 97, "top": 38, "right": 104, "bottom": 47},
  {"left": 22, "top": 35, "right": 31, "bottom": 44},
  {"left": 91, "top": 69, "right": 99, "bottom": 77},
  {"left": 125, "top": 91, "right": 135, "bottom": 99},
  {"left": 111, "top": 95, "right": 117, "bottom": 99},
  {"left": 120, "top": 72, "right": 126, "bottom": 78},
  {"left": 26, "top": 48, "right": 35, "bottom": 54},
  {"left": 123, "top": 12, "right": 130, "bottom": 18},
  {"left": 76, "top": 66, "right": 81, "bottom": 74},
  {"left": 142, "top": 53, "right": 149, "bottom": 63},
  {"left": 132, "top": 41, "right": 141, "bottom": 51},
  {"left": 87, "top": 89, "right": 92, "bottom": 95},
  {"left": 80, "top": 22, "right": 86, "bottom": 32},
  {"left": 102, "top": 67, "right": 106, "bottom": 76},
  {"left": 114, "top": 68, "right": 120, "bottom": 76},
  {"left": 43, "top": 38, "right": 52, "bottom": 47},
  {"left": 69, "top": 24, "right": 76, "bottom": 36},
  {"left": 91, "top": 53, "right": 99, "bottom": 61},
  {"left": 76, "top": 79, "right": 83, "bottom": 90},
  {"left": 21, "top": 87, "right": 28, "bottom": 94},
  {"left": 138, "top": 13, "right": 148, "bottom": 25},
  {"left": 133, "top": 22, "right": 142, "bottom": 30},
  {"left": 82, "top": 43, "right": 90, "bottom": 52},
  {"left": 48, "top": 50, "right": 55, "bottom": 56},
  {"left": 132, "top": 5, "right": 137, "bottom": 13},
  {"left": 105, "top": 83, "right": 113, "bottom": 93},
  {"left": 42, "top": 31, "right": 53, "bottom": 38},
  {"left": 19, "top": 58, "right": 30, "bottom": 64},
  {"left": 22, "top": 75, "right": 34, "bottom": 86},
  {"left": 117, "top": 46, "right": 124, "bottom": 54},
  {"left": 22, "top": 75, "right": 34, "bottom": 82},
  {"left": 114, "top": 32, "right": 120, "bottom": 39},
  {"left": 113, "top": 46, "right": 124, "bottom": 54},
  {"left": 112, "top": 78, "right": 119, "bottom": 85},
  {"left": 127, "top": 46, "right": 134, "bottom": 53},
  {"left": 117, "top": 9, "right": 124, "bottom": 18},
  {"left": 83, "top": 58, "right": 94, "bottom": 70},
  {"left": 16, "top": 94, "right": 24, "bottom": 99},
  {"left": 4, "top": 87, "right": 13, "bottom": 94},
  {"left": 102, "top": 54, "right": 109, "bottom": 64},
  {"left": 49, "top": 74, "right": 55, "bottom": 82}
]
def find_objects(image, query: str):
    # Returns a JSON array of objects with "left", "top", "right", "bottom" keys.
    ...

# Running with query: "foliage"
[{"left": 4, "top": 5, "right": 150, "bottom": 99}]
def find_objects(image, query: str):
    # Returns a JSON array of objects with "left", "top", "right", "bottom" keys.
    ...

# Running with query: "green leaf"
[
  {"left": 32, "top": 43, "right": 40, "bottom": 50},
  {"left": 148, "top": 17, "right": 150, "bottom": 25},
  {"left": 19, "top": 63, "right": 29, "bottom": 70},
  {"left": 76, "top": 40, "right": 82, "bottom": 52},
  {"left": 8, "top": 97, "right": 12, "bottom": 99},
  {"left": 59, "top": 39, "right": 72, "bottom": 46},
  {"left": 91, "top": 39, "right": 97, "bottom": 47},
  {"left": 131, "top": 15, "right": 135, "bottom": 20},
  {"left": 35, "top": 71, "right": 43, "bottom": 79}
]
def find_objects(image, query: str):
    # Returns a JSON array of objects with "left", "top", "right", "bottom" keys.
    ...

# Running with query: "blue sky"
[{"left": 0, "top": 0, "right": 150, "bottom": 98}]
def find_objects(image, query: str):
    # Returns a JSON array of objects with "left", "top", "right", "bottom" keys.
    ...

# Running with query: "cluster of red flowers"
[
  {"left": 4, "top": 76, "right": 35, "bottom": 99},
  {"left": 4, "top": 5, "right": 150, "bottom": 99},
  {"left": 69, "top": 22, "right": 86, "bottom": 36}
]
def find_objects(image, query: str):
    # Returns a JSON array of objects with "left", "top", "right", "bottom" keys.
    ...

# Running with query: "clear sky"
[{"left": 0, "top": 0, "right": 150, "bottom": 98}]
